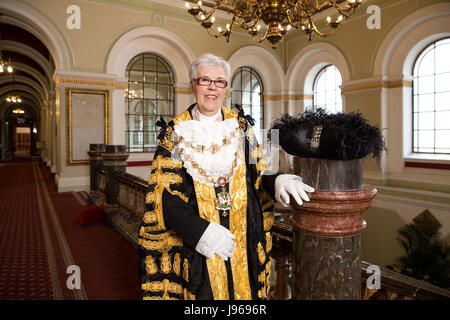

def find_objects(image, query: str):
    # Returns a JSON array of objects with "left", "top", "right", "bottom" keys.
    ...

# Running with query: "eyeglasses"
[{"left": 193, "top": 77, "right": 228, "bottom": 88}]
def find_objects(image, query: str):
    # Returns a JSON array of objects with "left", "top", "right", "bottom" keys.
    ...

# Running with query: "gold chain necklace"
[
  {"left": 176, "top": 117, "right": 241, "bottom": 216},
  {"left": 180, "top": 147, "right": 241, "bottom": 216},
  {"left": 178, "top": 127, "right": 239, "bottom": 155}
]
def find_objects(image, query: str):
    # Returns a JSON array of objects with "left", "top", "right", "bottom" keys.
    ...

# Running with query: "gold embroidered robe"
[{"left": 138, "top": 105, "right": 276, "bottom": 300}]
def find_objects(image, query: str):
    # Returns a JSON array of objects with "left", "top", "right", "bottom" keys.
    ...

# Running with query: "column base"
[{"left": 292, "top": 229, "right": 362, "bottom": 300}]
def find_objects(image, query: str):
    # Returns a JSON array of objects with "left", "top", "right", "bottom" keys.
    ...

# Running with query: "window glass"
[
  {"left": 231, "top": 67, "right": 264, "bottom": 143},
  {"left": 413, "top": 38, "right": 450, "bottom": 154},
  {"left": 313, "top": 65, "right": 342, "bottom": 113},
  {"left": 125, "top": 53, "right": 175, "bottom": 153}
]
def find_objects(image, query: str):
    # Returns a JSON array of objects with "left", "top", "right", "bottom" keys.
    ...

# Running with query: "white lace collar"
[
  {"left": 173, "top": 118, "right": 243, "bottom": 186},
  {"left": 191, "top": 105, "right": 222, "bottom": 122}
]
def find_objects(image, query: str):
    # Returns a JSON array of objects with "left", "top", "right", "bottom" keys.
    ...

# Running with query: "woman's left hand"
[{"left": 275, "top": 174, "right": 315, "bottom": 207}]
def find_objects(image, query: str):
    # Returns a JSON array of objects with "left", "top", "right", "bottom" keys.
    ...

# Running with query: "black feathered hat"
[{"left": 269, "top": 108, "right": 386, "bottom": 161}]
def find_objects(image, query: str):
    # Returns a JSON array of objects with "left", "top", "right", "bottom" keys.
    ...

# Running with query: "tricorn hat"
[{"left": 269, "top": 108, "right": 386, "bottom": 161}]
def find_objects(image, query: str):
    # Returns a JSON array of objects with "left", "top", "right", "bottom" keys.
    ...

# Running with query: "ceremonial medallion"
[
  {"left": 217, "top": 177, "right": 227, "bottom": 186},
  {"left": 215, "top": 177, "right": 231, "bottom": 216}
]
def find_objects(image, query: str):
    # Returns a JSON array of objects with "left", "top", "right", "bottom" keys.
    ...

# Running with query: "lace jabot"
[{"left": 173, "top": 118, "right": 243, "bottom": 186}]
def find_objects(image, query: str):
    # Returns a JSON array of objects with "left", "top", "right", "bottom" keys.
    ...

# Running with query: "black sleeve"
[
  {"left": 241, "top": 115, "right": 280, "bottom": 200},
  {"left": 261, "top": 173, "right": 281, "bottom": 200},
  {"left": 162, "top": 180, "right": 209, "bottom": 249}
]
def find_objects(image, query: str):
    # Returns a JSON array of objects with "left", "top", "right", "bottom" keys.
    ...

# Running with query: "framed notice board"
[{"left": 67, "top": 89, "right": 108, "bottom": 164}]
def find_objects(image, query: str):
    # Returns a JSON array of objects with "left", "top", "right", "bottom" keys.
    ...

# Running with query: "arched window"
[
  {"left": 231, "top": 67, "right": 264, "bottom": 143},
  {"left": 412, "top": 38, "right": 450, "bottom": 154},
  {"left": 125, "top": 53, "right": 175, "bottom": 152},
  {"left": 313, "top": 65, "right": 342, "bottom": 113}
]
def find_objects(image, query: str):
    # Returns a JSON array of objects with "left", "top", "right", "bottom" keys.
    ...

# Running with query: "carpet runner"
[{"left": 0, "top": 158, "right": 140, "bottom": 300}]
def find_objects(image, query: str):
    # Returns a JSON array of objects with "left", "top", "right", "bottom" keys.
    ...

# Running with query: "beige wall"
[{"left": 8, "top": 0, "right": 450, "bottom": 266}]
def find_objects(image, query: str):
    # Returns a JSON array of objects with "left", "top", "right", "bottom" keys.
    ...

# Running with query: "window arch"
[
  {"left": 231, "top": 67, "right": 264, "bottom": 142},
  {"left": 312, "top": 65, "right": 342, "bottom": 113},
  {"left": 125, "top": 53, "right": 175, "bottom": 152},
  {"left": 412, "top": 38, "right": 450, "bottom": 154}
]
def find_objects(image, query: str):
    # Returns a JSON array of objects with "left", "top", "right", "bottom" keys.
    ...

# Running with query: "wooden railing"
[
  {"left": 96, "top": 167, "right": 144, "bottom": 249},
  {"left": 90, "top": 153, "right": 450, "bottom": 300}
]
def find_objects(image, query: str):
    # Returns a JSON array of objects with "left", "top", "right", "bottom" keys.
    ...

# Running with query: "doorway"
[{"left": 15, "top": 127, "right": 31, "bottom": 158}]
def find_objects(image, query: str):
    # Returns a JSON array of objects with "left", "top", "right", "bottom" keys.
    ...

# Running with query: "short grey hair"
[{"left": 189, "top": 53, "right": 231, "bottom": 82}]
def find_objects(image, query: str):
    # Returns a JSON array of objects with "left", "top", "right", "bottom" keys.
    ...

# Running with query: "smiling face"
[{"left": 191, "top": 65, "right": 227, "bottom": 117}]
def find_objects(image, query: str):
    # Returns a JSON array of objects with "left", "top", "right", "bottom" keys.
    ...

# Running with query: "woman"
[{"left": 138, "top": 53, "right": 313, "bottom": 300}]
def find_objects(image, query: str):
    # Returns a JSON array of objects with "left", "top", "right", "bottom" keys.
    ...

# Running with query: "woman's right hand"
[{"left": 195, "top": 222, "right": 236, "bottom": 261}]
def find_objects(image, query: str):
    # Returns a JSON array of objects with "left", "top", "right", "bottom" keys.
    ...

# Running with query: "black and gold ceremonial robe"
[{"left": 138, "top": 105, "right": 277, "bottom": 300}]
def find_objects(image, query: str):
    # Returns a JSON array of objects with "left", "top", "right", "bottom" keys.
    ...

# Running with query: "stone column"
[
  {"left": 102, "top": 145, "right": 128, "bottom": 215},
  {"left": 110, "top": 84, "right": 127, "bottom": 145},
  {"left": 87, "top": 143, "right": 106, "bottom": 204},
  {"left": 43, "top": 101, "right": 50, "bottom": 164},
  {"left": 272, "top": 240, "right": 290, "bottom": 300},
  {"left": 291, "top": 158, "right": 377, "bottom": 300},
  {"left": 49, "top": 90, "right": 56, "bottom": 174}
]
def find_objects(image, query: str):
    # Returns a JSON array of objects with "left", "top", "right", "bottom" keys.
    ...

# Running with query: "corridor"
[{"left": 0, "top": 158, "right": 140, "bottom": 300}]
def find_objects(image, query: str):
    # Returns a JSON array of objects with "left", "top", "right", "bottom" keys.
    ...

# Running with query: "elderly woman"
[{"left": 138, "top": 53, "right": 313, "bottom": 300}]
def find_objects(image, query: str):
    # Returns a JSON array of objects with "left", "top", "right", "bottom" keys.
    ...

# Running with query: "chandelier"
[
  {"left": 6, "top": 73, "right": 20, "bottom": 103},
  {"left": 0, "top": 55, "right": 13, "bottom": 73},
  {"left": 12, "top": 108, "right": 25, "bottom": 114},
  {"left": 185, "top": 0, "right": 362, "bottom": 48},
  {"left": 6, "top": 95, "right": 22, "bottom": 103},
  {"left": 125, "top": 88, "right": 138, "bottom": 99},
  {"left": 0, "top": 26, "right": 13, "bottom": 73}
]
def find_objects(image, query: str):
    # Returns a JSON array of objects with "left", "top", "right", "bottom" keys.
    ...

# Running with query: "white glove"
[
  {"left": 195, "top": 222, "right": 236, "bottom": 261},
  {"left": 275, "top": 174, "right": 315, "bottom": 207}
]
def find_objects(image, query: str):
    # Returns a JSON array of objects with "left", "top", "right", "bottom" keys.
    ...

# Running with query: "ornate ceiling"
[{"left": 0, "top": 15, "right": 54, "bottom": 121}]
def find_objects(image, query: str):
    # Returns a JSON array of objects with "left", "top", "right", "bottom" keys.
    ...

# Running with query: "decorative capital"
[{"left": 291, "top": 185, "right": 377, "bottom": 237}]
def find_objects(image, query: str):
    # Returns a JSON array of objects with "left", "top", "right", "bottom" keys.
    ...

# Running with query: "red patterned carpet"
[{"left": 0, "top": 158, "right": 140, "bottom": 300}]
